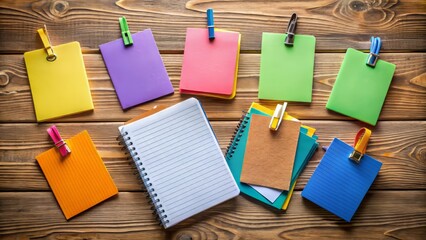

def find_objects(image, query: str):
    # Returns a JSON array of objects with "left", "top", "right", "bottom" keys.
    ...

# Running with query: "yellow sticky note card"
[
  {"left": 36, "top": 130, "right": 118, "bottom": 219},
  {"left": 282, "top": 181, "right": 296, "bottom": 210},
  {"left": 24, "top": 42, "right": 94, "bottom": 122}
]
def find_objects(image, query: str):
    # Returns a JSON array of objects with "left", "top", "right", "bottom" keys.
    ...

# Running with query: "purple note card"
[{"left": 99, "top": 29, "right": 174, "bottom": 109}]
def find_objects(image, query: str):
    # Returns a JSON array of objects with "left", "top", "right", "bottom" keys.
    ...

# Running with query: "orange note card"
[
  {"left": 36, "top": 130, "right": 118, "bottom": 219},
  {"left": 240, "top": 114, "right": 301, "bottom": 191},
  {"left": 179, "top": 28, "right": 241, "bottom": 98}
]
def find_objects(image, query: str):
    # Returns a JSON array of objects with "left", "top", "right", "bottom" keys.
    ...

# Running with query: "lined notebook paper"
[
  {"left": 118, "top": 98, "right": 239, "bottom": 228},
  {"left": 36, "top": 130, "right": 118, "bottom": 219},
  {"left": 302, "top": 138, "right": 382, "bottom": 221}
]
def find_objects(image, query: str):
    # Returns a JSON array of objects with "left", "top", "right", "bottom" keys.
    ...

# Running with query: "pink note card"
[{"left": 179, "top": 28, "right": 240, "bottom": 96}]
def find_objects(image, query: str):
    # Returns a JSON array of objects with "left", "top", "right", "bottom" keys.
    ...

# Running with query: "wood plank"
[
  {"left": 1, "top": 121, "right": 424, "bottom": 191},
  {"left": 0, "top": 53, "right": 424, "bottom": 122},
  {"left": 0, "top": 191, "right": 425, "bottom": 239},
  {"left": 1, "top": 0, "right": 424, "bottom": 239},
  {"left": 0, "top": 0, "right": 425, "bottom": 52}
]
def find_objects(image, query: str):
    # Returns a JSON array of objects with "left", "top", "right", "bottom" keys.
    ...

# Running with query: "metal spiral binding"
[
  {"left": 117, "top": 131, "right": 169, "bottom": 227},
  {"left": 225, "top": 112, "right": 250, "bottom": 160}
]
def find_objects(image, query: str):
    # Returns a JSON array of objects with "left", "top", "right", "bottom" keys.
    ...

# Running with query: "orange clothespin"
[{"left": 349, "top": 128, "right": 372, "bottom": 163}]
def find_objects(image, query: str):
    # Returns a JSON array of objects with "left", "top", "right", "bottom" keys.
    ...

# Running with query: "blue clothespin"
[
  {"left": 366, "top": 36, "right": 381, "bottom": 67},
  {"left": 119, "top": 16, "right": 133, "bottom": 46},
  {"left": 207, "top": 8, "right": 215, "bottom": 39}
]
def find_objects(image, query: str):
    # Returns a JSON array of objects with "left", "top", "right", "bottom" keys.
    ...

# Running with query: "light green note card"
[
  {"left": 326, "top": 48, "right": 396, "bottom": 126},
  {"left": 258, "top": 33, "right": 316, "bottom": 102}
]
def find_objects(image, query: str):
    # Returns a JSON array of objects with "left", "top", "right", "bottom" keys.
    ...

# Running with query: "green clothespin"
[{"left": 119, "top": 16, "right": 133, "bottom": 46}]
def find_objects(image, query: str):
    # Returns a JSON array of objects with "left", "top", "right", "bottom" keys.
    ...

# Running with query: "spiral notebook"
[
  {"left": 226, "top": 103, "right": 318, "bottom": 210},
  {"left": 118, "top": 98, "right": 239, "bottom": 228}
]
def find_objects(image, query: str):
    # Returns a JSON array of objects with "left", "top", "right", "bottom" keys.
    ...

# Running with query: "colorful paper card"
[
  {"left": 99, "top": 29, "right": 174, "bottom": 109},
  {"left": 326, "top": 48, "right": 396, "bottom": 125},
  {"left": 180, "top": 28, "right": 241, "bottom": 99},
  {"left": 302, "top": 138, "right": 382, "bottom": 222},
  {"left": 240, "top": 114, "right": 301, "bottom": 191},
  {"left": 250, "top": 184, "right": 282, "bottom": 203},
  {"left": 252, "top": 132, "right": 318, "bottom": 205},
  {"left": 24, "top": 41, "right": 94, "bottom": 122},
  {"left": 226, "top": 104, "right": 318, "bottom": 210},
  {"left": 36, "top": 130, "right": 118, "bottom": 219},
  {"left": 258, "top": 33, "right": 316, "bottom": 102}
]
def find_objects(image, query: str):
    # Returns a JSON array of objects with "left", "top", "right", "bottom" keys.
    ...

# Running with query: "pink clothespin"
[{"left": 47, "top": 125, "right": 71, "bottom": 157}]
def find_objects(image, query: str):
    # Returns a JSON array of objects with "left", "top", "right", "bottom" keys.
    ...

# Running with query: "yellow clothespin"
[
  {"left": 349, "top": 127, "right": 372, "bottom": 163},
  {"left": 269, "top": 102, "right": 287, "bottom": 131},
  {"left": 37, "top": 25, "right": 56, "bottom": 61}
]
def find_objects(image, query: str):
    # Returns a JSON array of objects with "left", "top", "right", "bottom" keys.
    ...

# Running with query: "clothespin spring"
[
  {"left": 37, "top": 25, "right": 56, "bottom": 62},
  {"left": 349, "top": 128, "right": 372, "bottom": 163}
]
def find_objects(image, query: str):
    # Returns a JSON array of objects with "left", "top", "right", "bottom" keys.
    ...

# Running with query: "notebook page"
[
  {"left": 119, "top": 98, "right": 239, "bottom": 228},
  {"left": 251, "top": 185, "right": 282, "bottom": 203}
]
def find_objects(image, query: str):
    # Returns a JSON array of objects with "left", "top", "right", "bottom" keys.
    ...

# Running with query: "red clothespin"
[{"left": 47, "top": 125, "right": 71, "bottom": 157}]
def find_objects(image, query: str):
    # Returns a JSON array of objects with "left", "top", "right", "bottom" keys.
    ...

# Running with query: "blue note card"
[{"left": 302, "top": 138, "right": 382, "bottom": 222}]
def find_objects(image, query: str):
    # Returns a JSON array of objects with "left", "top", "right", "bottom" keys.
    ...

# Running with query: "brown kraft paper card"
[{"left": 240, "top": 114, "right": 301, "bottom": 191}]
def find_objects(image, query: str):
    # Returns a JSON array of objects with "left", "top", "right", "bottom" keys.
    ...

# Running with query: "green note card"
[
  {"left": 326, "top": 48, "right": 396, "bottom": 126},
  {"left": 258, "top": 33, "right": 316, "bottom": 102}
]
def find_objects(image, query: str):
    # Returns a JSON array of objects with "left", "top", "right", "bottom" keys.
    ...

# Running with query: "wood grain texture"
[
  {"left": 1, "top": 121, "right": 424, "bottom": 191},
  {"left": 0, "top": 0, "right": 425, "bottom": 53},
  {"left": 0, "top": 53, "right": 425, "bottom": 122},
  {"left": 0, "top": 191, "right": 425, "bottom": 239},
  {"left": 1, "top": 0, "right": 425, "bottom": 239}
]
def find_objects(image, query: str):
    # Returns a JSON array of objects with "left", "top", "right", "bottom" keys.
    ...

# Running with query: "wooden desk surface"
[{"left": 0, "top": 0, "right": 425, "bottom": 239}]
